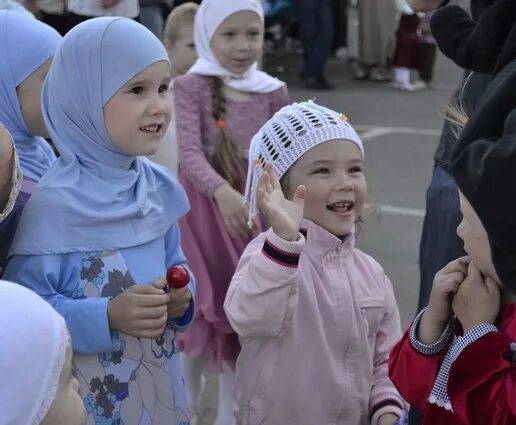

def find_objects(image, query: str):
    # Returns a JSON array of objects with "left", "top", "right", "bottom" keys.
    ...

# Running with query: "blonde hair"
[
  {"left": 163, "top": 2, "right": 199, "bottom": 43},
  {"left": 211, "top": 77, "right": 245, "bottom": 189},
  {"left": 445, "top": 104, "right": 469, "bottom": 141}
]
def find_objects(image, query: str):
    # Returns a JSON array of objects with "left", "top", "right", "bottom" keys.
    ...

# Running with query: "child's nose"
[
  {"left": 335, "top": 174, "right": 354, "bottom": 191},
  {"left": 237, "top": 37, "right": 250, "bottom": 52},
  {"left": 456, "top": 220, "right": 465, "bottom": 240},
  {"left": 148, "top": 96, "right": 169, "bottom": 116}
]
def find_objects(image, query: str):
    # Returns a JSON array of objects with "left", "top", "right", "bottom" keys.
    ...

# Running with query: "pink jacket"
[{"left": 224, "top": 220, "right": 406, "bottom": 425}]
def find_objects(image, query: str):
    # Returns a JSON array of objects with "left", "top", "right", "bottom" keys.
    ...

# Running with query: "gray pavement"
[{"left": 196, "top": 50, "right": 464, "bottom": 424}]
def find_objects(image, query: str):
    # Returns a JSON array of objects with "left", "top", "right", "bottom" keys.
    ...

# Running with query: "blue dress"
[{"left": 5, "top": 224, "right": 195, "bottom": 425}]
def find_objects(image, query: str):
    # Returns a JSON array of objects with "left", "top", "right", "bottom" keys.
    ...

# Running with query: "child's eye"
[
  {"left": 349, "top": 166, "right": 363, "bottom": 174},
  {"left": 249, "top": 31, "right": 261, "bottom": 37},
  {"left": 312, "top": 168, "right": 330, "bottom": 175},
  {"left": 159, "top": 84, "right": 169, "bottom": 93},
  {"left": 130, "top": 86, "right": 144, "bottom": 95},
  {"left": 223, "top": 32, "right": 235, "bottom": 37}
]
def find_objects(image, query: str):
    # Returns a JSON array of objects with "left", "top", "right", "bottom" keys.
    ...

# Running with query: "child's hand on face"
[
  {"left": 258, "top": 163, "right": 305, "bottom": 242},
  {"left": 426, "top": 256, "right": 470, "bottom": 326},
  {"left": 153, "top": 277, "right": 192, "bottom": 319},
  {"left": 452, "top": 261, "right": 501, "bottom": 333},
  {"left": 214, "top": 184, "right": 254, "bottom": 237},
  {"left": 107, "top": 284, "right": 169, "bottom": 338}
]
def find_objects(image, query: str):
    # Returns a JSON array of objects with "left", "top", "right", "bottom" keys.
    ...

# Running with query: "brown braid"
[{"left": 211, "top": 77, "right": 243, "bottom": 189}]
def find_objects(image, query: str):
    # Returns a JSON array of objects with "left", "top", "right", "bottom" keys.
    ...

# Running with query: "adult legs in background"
[
  {"left": 139, "top": 4, "right": 164, "bottom": 39},
  {"left": 294, "top": 0, "right": 334, "bottom": 89}
]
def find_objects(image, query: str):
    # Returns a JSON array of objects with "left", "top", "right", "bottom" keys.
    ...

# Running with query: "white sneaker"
[
  {"left": 392, "top": 80, "right": 415, "bottom": 92},
  {"left": 413, "top": 80, "right": 429, "bottom": 90}
]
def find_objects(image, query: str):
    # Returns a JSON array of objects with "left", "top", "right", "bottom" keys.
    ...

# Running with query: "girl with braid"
[{"left": 173, "top": 0, "right": 288, "bottom": 423}]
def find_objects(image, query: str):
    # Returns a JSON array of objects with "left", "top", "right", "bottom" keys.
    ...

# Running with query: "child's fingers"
[
  {"left": 138, "top": 293, "right": 170, "bottom": 307},
  {"left": 467, "top": 261, "right": 482, "bottom": 282},
  {"left": 292, "top": 185, "right": 306, "bottom": 208},
  {"left": 269, "top": 167, "right": 281, "bottom": 190},
  {"left": 169, "top": 286, "right": 191, "bottom": 301},
  {"left": 135, "top": 314, "right": 168, "bottom": 332},
  {"left": 442, "top": 271, "right": 466, "bottom": 285},
  {"left": 258, "top": 188, "right": 274, "bottom": 217},
  {"left": 258, "top": 170, "right": 270, "bottom": 193},
  {"left": 152, "top": 277, "right": 167, "bottom": 291},
  {"left": 484, "top": 277, "right": 501, "bottom": 296},
  {"left": 129, "top": 284, "right": 165, "bottom": 295},
  {"left": 438, "top": 256, "right": 470, "bottom": 277},
  {"left": 439, "top": 278, "right": 461, "bottom": 295},
  {"left": 138, "top": 304, "right": 168, "bottom": 319}
]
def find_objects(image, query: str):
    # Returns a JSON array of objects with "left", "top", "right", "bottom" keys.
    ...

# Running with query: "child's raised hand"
[
  {"left": 107, "top": 284, "right": 169, "bottom": 338},
  {"left": 426, "top": 256, "right": 470, "bottom": 325},
  {"left": 452, "top": 261, "right": 501, "bottom": 333},
  {"left": 214, "top": 184, "right": 254, "bottom": 237},
  {"left": 153, "top": 276, "right": 192, "bottom": 319},
  {"left": 258, "top": 163, "right": 305, "bottom": 242}
]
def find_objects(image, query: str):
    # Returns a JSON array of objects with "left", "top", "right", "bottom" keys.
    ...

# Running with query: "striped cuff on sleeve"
[
  {"left": 409, "top": 308, "right": 454, "bottom": 355},
  {"left": 370, "top": 399, "right": 405, "bottom": 425},
  {"left": 261, "top": 229, "right": 304, "bottom": 269}
]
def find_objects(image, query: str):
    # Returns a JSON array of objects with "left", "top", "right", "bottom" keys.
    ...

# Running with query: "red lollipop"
[{"left": 164, "top": 266, "right": 190, "bottom": 292}]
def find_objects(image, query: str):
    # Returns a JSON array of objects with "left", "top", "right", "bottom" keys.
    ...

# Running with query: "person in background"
[
  {"left": 67, "top": 0, "right": 139, "bottom": 27},
  {"left": 293, "top": 0, "right": 335, "bottom": 89},
  {"left": 139, "top": 0, "right": 171, "bottom": 39},
  {"left": 413, "top": 10, "right": 437, "bottom": 90},
  {"left": 0, "top": 11, "right": 62, "bottom": 275},
  {"left": 148, "top": 2, "right": 199, "bottom": 175},
  {"left": 353, "top": 0, "right": 401, "bottom": 82},
  {"left": 173, "top": 0, "right": 289, "bottom": 423}
]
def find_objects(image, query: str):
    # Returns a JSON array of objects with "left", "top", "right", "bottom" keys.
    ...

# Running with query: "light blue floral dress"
[{"left": 5, "top": 225, "right": 195, "bottom": 425}]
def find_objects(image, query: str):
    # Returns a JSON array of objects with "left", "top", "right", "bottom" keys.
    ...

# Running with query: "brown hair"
[
  {"left": 163, "top": 2, "right": 198, "bottom": 43},
  {"left": 211, "top": 77, "right": 244, "bottom": 189}
]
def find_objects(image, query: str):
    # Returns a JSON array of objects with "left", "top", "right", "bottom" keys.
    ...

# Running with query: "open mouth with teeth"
[
  {"left": 327, "top": 201, "right": 355, "bottom": 214},
  {"left": 140, "top": 124, "right": 163, "bottom": 134}
]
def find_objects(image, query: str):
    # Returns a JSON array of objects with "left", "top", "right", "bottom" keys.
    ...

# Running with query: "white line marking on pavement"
[{"left": 366, "top": 204, "right": 426, "bottom": 218}]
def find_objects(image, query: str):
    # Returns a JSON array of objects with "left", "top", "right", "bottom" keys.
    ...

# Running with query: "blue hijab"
[
  {"left": 10, "top": 17, "right": 189, "bottom": 255},
  {"left": 0, "top": 11, "right": 60, "bottom": 181}
]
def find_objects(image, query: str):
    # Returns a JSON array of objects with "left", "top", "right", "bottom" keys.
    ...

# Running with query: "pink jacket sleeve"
[
  {"left": 174, "top": 75, "right": 227, "bottom": 198},
  {"left": 369, "top": 274, "right": 407, "bottom": 425},
  {"left": 224, "top": 229, "right": 304, "bottom": 339}
]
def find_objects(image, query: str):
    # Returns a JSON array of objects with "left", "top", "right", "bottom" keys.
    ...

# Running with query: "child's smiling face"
[
  {"left": 103, "top": 61, "right": 171, "bottom": 157},
  {"left": 210, "top": 10, "right": 263, "bottom": 75},
  {"left": 286, "top": 139, "right": 366, "bottom": 237}
]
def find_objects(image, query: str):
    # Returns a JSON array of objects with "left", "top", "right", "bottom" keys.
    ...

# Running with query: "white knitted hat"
[{"left": 244, "top": 101, "right": 364, "bottom": 226}]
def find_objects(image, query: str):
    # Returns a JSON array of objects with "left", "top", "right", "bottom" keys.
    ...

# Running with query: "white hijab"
[
  {"left": 0, "top": 281, "right": 69, "bottom": 425},
  {"left": 189, "top": 0, "right": 285, "bottom": 93}
]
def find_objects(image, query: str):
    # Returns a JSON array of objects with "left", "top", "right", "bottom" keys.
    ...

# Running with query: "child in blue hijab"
[
  {"left": 0, "top": 10, "right": 62, "bottom": 274},
  {"left": 5, "top": 17, "right": 196, "bottom": 425}
]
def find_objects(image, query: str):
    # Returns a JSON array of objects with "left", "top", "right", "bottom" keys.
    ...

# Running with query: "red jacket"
[{"left": 389, "top": 304, "right": 516, "bottom": 424}]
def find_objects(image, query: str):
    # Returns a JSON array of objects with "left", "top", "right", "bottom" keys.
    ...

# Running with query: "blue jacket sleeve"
[
  {"left": 164, "top": 224, "right": 196, "bottom": 331},
  {"left": 4, "top": 253, "right": 118, "bottom": 354}
]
